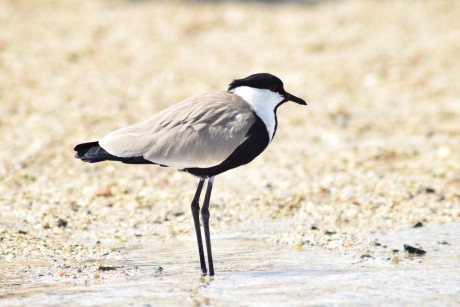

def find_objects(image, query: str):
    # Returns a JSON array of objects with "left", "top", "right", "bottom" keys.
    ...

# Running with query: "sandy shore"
[{"left": 1, "top": 0, "right": 459, "bottom": 304}]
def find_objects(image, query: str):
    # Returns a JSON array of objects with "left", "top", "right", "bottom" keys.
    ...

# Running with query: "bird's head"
[{"left": 228, "top": 73, "right": 307, "bottom": 107}]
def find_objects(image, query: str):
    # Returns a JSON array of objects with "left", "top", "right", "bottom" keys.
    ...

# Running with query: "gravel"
[{"left": 0, "top": 0, "right": 459, "bottom": 300}]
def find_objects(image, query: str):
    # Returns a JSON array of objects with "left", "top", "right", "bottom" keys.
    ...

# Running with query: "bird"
[{"left": 74, "top": 73, "right": 306, "bottom": 276}]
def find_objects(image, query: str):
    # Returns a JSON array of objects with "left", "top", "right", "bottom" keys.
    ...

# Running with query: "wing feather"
[{"left": 99, "top": 92, "right": 255, "bottom": 168}]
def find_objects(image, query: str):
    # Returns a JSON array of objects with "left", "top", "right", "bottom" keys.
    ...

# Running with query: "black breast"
[{"left": 184, "top": 115, "right": 271, "bottom": 177}]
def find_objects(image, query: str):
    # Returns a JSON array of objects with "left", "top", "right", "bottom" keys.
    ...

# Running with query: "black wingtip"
[
  {"left": 74, "top": 141, "right": 155, "bottom": 165},
  {"left": 74, "top": 141, "right": 102, "bottom": 162}
]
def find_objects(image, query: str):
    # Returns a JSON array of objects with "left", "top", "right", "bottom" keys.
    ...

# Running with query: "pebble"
[
  {"left": 96, "top": 187, "right": 113, "bottom": 198},
  {"left": 57, "top": 218, "right": 68, "bottom": 228},
  {"left": 404, "top": 244, "right": 426, "bottom": 255}
]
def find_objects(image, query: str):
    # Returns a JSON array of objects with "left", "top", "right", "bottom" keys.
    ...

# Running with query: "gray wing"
[{"left": 99, "top": 92, "right": 256, "bottom": 169}]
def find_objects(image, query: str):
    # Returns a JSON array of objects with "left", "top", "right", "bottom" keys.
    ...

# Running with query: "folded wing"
[{"left": 99, "top": 92, "right": 255, "bottom": 169}]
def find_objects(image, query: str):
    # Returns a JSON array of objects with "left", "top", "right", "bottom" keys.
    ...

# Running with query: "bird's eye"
[{"left": 269, "top": 84, "right": 278, "bottom": 92}]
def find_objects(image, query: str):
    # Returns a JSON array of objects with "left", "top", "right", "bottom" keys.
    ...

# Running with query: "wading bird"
[{"left": 74, "top": 73, "right": 306, "bottom": 276}]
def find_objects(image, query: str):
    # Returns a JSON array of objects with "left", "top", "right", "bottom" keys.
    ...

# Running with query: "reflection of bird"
[{"left": 74, "top": 73, "right": 307, "bottom": 276}]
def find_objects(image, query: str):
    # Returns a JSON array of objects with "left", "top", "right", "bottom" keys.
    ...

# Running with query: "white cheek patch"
[{"left": 231, "top": 86, "right": 283, "bottom": 141}]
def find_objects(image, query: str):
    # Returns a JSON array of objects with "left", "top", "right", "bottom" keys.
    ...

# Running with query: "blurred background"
[{"left": 0, "top": 0, "right": 459, "bottom": 300}]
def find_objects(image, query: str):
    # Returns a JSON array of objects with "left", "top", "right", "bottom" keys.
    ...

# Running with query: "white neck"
[{"left": 231, "top": 86, "right": 283, "bottom": 141}]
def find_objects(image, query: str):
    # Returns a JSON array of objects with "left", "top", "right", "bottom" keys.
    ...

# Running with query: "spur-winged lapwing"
[{"left": 74, "top": 73, "right": 306, "bottom": 276}]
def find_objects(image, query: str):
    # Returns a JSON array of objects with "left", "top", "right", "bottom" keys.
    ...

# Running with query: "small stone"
[
  {"left": 324, "top": 230, "right": 337, "bottom": 236},
  {"left": 165, "top": 211, "right": 185, "bottom": 220},
  {"left": 98, "top": 266, "right": 117, "bottom": 271},
  {"left": 437, "top": 240, "right": 450, "bottom": 245},
  {"left": 294, "top": 242, "right": 303, "bottom": 251},
  {"left": 360, "top": 254, "right": 372, "bottom": 259},
  {"left": 390, "top": 254, "right": 400, "bottom": 264},
  {"left": 413, "top": 222, "right": 423, "bottom": 228},
  {"left": 436, "top": 146, "right": 451, "bottom": 159},
  {"left": 57, "top": 218, "right": 68, "bottom": 228},
  {"left": 424, "top": 187, "right": 436, "bottom": 194},
  {"left": 96, "top": 187, "right": 113, "bottom": 197},
  {"left": 404, "top": 244, "right": 426, "bottom": 255}
]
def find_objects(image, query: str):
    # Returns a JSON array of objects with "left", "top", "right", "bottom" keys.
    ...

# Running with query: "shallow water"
[{"left": 1, "top": 223, "right": 459, "bottom": 306}]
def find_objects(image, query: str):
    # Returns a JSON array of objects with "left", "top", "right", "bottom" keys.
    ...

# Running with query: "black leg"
[
  {"left": 191, "top": 178, "right": 207, "bottom": 275},
  {"left": 201, "top": 176, "right": 215, "bottom": 276}
]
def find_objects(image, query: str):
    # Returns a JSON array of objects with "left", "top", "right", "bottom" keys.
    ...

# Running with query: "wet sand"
[{"left": 1, "top": 223, "right": 459, "bottom": 306}]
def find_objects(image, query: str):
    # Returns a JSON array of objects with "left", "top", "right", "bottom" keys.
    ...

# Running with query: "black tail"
[
  {"left": 74, "top": 141, "right": 113, "bottom": 163},
  {"left": 74, "top": 141, "right": 154, "bottom": 164}
]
